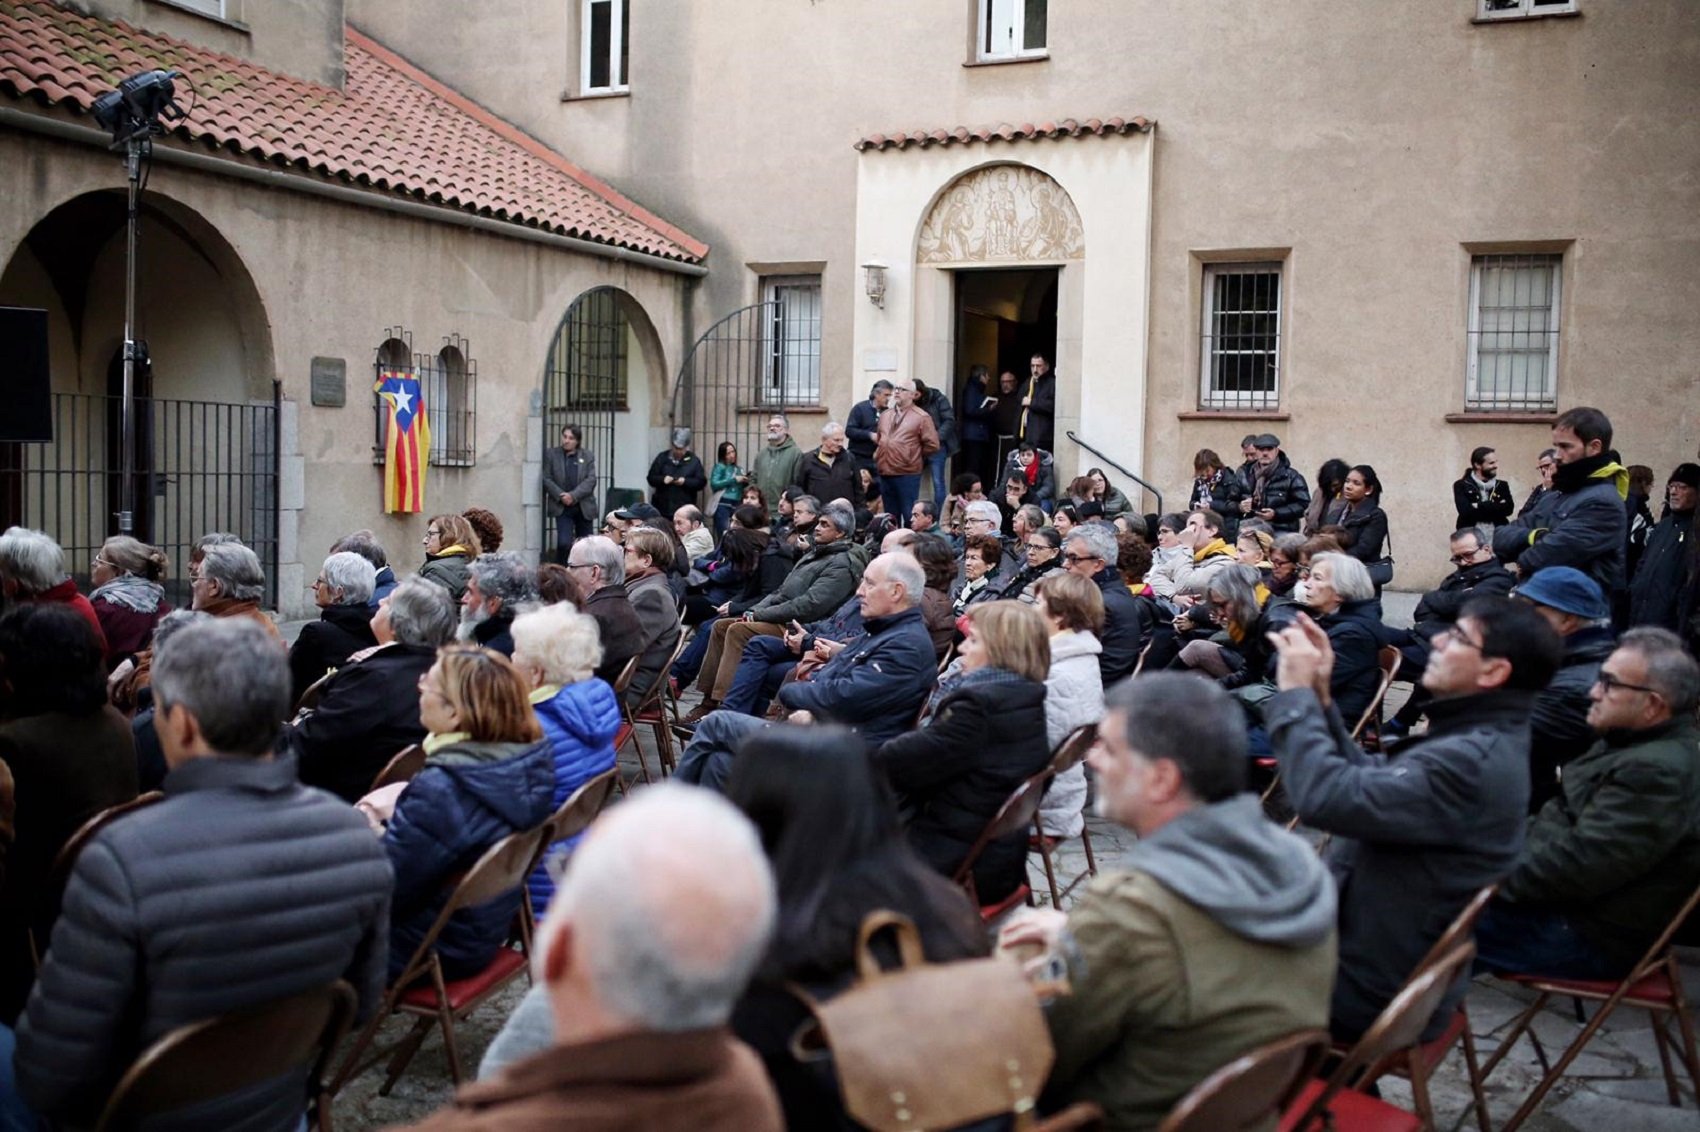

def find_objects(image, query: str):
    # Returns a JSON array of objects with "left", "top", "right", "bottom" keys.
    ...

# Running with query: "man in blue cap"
[{"left": 1513, "top": 566, "right": 1617, "bottom": 813}]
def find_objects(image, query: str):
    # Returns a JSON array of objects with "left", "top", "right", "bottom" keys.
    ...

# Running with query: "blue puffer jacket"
[
  {"left": 384, "top": 737, "right": 555, "bottom": 983},
  {"left": 526, "top": 680, "right": 621, "bottom": 915}
]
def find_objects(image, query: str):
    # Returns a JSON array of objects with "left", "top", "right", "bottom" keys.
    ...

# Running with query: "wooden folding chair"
[
  {"left": 616, "top": 632, "right": 690, "bottom": 785},
  {"left": 96, "top": 981, "right": 355, "bottom": 1132},
  {"left": 1030, "top": 723, "right": 1100, "bottom": 907},
  {"left": 1157, "top": 1028, "right": 1330, "bottom": 1132},
  {"left": 1280, "top": 942, "right": 1478, "bottom": 1132},
  {"left": 1350, "top": 646, "right": 1401, "bottom": 747},
  {"left": 1479, "top": 880, "right": 1700, "bottom": 1132},
  {"left": 367, "top": 743, "right": 426, "bottom": 793},
  {"left": 954, "top": 768, "right": 1053, "bottom": 922},
  {"left": 31, "top": 791, "right": 166, "bottom": 966},
  {"left": 606, "top": 655, "right": 642, "bottom": 795},
  {"left": 330, "top": 823, "right": 552, "bottom": 1096},
  {"left": 1348, "top": 885, "right": 1498, "bottom": 1132},
  {"left": 1131, "top": 640, "right": 1153, "bottom": 677}
]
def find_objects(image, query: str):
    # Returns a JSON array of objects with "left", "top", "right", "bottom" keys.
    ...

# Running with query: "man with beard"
[
  {"left": 457, "top": 553, "right": 537, "bottom": 657},
  {"left": 1494, "top": 407, "right": 1628, "bottom": 597}
]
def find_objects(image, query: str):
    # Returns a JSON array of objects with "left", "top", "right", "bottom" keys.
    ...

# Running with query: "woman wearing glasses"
[
  {"left": 87, "top": 535, "right": 172, "bottom": 667},
  {"left": 416, "top": 513, "right": 481, "bottom": 602},
  {"left": 1000, "top": 526, "right": 1065, "bottom": 604}
]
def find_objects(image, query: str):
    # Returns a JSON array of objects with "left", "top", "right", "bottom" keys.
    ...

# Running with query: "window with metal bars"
[
  {"left": 1478, "top": 0, "right": 1577, "bottom": 20},
  {"left": 1467, "top": 254, "right": 1561, "bottom": 412},
  {"left": 582, "top": 0, "right": 630, "bottom": 92},
  {"left": 1199, "top": 263, "right": 1282, "bottom": 411},
  {"left": 978, "top": 0, "right": 1047, "bottom": 60},
  {"left": 761, "top": 275, "right": 822, "bottom": 406},
  {"left": 425, "top": 336, "right": 477, "bottom": 466}
]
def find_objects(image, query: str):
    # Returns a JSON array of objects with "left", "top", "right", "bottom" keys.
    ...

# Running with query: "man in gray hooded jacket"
[{"left": 1000, "top": 674, "right": 1336, "bottom": 1130}]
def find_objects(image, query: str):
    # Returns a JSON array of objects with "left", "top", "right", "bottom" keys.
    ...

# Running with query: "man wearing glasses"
[
  {"left": 1265, "top": 596, "right": 1562, "bottom": 1044},
  {"left": 565, "top": 536, "right": 644, "bottom": 686},
  {"left": 1475, "top": 626, "right": 1700, "bottom": 982}
]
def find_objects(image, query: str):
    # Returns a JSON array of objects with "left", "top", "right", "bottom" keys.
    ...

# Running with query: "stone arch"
[{"left": 915, "top": 162, "right": 1085, "bottom": 266}]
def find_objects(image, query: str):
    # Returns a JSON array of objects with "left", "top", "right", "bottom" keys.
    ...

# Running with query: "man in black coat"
[
  {"left": 646, "top": 428, "right": 708, "bottom": 517},
  {"left": 1452, "top": 446, "right": 1516, "bottom": 532},
  {"left": 570, "top": 536, "right": 645, "bottom": 686},
  {"left": 1063, "top": 522, "right": 1154, "bottom": 686},
  {"left": 1266, "top": 597, "right": 1561, "bottom": 1044},
  {"left": 1628, "top": 463, "right": 1699, "bottom": 630},
  {"left": 794, "top": 421, "right": 864, "bottom": 510},
  {"left": 541, "top": 423, "right": 599, "bottom": 563},
  {"left": 1494, "top": 407, "right": 1629, "bottom": 596},
  {"left": 15, "top": 619, "right": 392, "bottom": 1130},
  {"left": 1017, "top": 352, "right": 1058, "bottom": 453},
  {"left": 845, "top": 379, "right": 892, "bottom": 474},
  {"left": 1239, "top": 434, "right": 1311, "bottom": 534}
]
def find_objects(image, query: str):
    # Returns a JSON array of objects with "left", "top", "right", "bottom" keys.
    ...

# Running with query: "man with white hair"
[
  {"left": 1064, "top": 522, "right": 1152, "bottom": 684},
  {"left": 190, "top": 540, "right": 283, "bottom": 645},
  {"left": 412, "top": 785, "right": 781, "bottom": 1131},
  {"left": 795, "top": 421, "right": 864, "bottom": 510},
  {"left": 459, "top": 552, "right": 538, "bottom": 657},
  {"left": 0, "top": 526, "right": 106, "bottom": 649},
  {"left": 567, "top": 536, "right": 644, "bottom": 685}
]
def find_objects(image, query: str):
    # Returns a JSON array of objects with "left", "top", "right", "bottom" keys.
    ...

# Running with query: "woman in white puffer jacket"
[{"left": 1032, "top": 573, "right": 1107, "bottom": 839}]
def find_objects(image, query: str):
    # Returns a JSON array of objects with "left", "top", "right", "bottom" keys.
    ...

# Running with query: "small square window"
[
  {"left": 761, "top": 275, "right": 822, "bottom": 407},
  {"left": 978, "top": 0, "right": 1047, "bottom": 61},
  {"left": 1199, "top": 263, "right": 1282, "bottom": 412},
  {"left": 1478, "top": 0, "right": 1578, "bottom": 20},
  {"left": 581, "top": 0, "right": 630, "bottom": 93},
  {"left": 1467, "top": 254, "right": 1562, "bottom": 412}
]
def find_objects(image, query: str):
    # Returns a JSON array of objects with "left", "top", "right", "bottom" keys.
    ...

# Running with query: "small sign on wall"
[
  {"left": 863, "top": 348, "right": 899, "bottom": 372},
  {"left": 310, "top": 356, "right": 347, "bottom": 407}
]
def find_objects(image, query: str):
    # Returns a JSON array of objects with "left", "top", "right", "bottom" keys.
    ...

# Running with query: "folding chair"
[
  {"left": 367, "top": 743, "right": 426, "bottom": 793},
  {"left": 1131, "top": 640, "right": 1153, "bottom": 677},
  {"left": 1030, "top": 723, "right": 1100, "bottom": 907},
  {"left": 1348, "top": 885, "right": 1497, "bottom": 1132},
  {"left": 1479, "top": 880, "right": 1700, "bottom": 1132},
  {"left": 1157, "top": 1028, "right": 1330, "bottom": 1132},
  {"left": 616, "top": 632, "right": 690, "bottom": 786},
  {"left": 528, "top": 767, "right": 618, "bottom": 929},
  {"left": 96, "top": 981, "right": 355, "bottom": 1132},
  {"left": 1279, "top": 942, "right": 1478, "bottom": 1132},
  {"left": 31, "top": 791, "right": 166, "bottom": 966},
  {"left": 953, "top": 768, "right": 1053, "bottom": 922},
  {"left": 1350, "top": 646, "right": 1400, "bottom": 748},
  {"left": 330, "top": 822, "right": 552, "bottom": 1095},
  {"left": 292, "top": 669, "right": 337, "bottom": 716},
  {"left": 606, "top": 655, "right": 641, "bottom": 795}
]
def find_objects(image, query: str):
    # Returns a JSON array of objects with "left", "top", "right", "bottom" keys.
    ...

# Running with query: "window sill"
[
  {"left": 1471, "top": 10, "right": 1581, "bottom": 25},
  {"left": 561, "top": 88, "right": 631, "bottom": 103},
  {"left": 145, "top": 0, "right": 250, "bottom": 34},
  {"left": 1177, "top": 409, "right": 1289, "bottom": 422},
  {"left": 1445, "top": 411, "right": 1556, "bottom": 424},
  {"left": 962, "top": 53, "right": 1050, "bottom": 68}
]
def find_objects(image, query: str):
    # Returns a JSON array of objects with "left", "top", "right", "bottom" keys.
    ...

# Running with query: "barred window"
[
  {"left": 1478, "top": 0, "right": 1577, "bottom": 20},
  {"left": 548, "top": 288, "right": 628, "bottom": 411},
  {"left": 371, "top": 330, "right": 413, "bottom": 465},
  {"left": 1467, "top": 254, "right": 1561, "bottom": 412},
  {"left": 425, "top": 336, "right": 477, "bottom": 466},
  {"left": 1199, "top": 263, "right": 1282, "bottom": 411},
  {"left": 761, "top": 274, "right": 822, "bottom": 406}
]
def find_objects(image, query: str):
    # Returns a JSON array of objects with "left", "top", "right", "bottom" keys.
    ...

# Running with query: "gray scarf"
[{"left": 90, "top": 573, "right": 164, "bottom": 614}]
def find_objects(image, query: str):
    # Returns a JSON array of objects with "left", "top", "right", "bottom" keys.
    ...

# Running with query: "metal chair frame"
[
  {"left": 616, "top": 628, "right": 693, "bottom": 785},
  {"left": 1157, "top": 1028, "right": 1330, "bottom": 1132},
  {"left": 1030, "top": 723, "right": 1100, "bottom": 907},
  {"left": 954, "top": 768, "right": 1054, "bottom": 916}
]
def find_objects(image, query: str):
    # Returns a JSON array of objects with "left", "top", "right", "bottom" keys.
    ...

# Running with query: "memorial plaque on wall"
[{"left": 310, "top": 356, "right": 347, "bottom": 407}]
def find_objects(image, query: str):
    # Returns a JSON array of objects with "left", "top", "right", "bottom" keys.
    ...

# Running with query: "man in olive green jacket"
[
  {"left": 1477, "top": 627, "right": 1700, "bottom": 977},
  {"left": 1001, "top": 674, "right": 1336, "bottom": 1131}
]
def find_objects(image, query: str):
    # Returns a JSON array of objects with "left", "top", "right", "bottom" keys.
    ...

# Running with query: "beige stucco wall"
[
  {"left": 0, "top": 126, "right": 692, "bottom": 616},
  {"left": 351, "top": 0, "right": 1700, "bottom": 590},
  {"left": 87, "top": 0, "right": 348, "bottom": 87}
]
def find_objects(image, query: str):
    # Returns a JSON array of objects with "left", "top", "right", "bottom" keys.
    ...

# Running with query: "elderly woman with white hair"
[
  {"left": 509, "top": 603, "right": 622, "bottom": 916},
  {"left": 0, "top": 526, "right": 107, "bottom": 652},
  {"left": 1285, "top": 551, "right": 1388, "bottom": 725},
  {"left": 287, "top": 550, "right": 380, "bottom": 703},
  {"left": 189, "top": 541, "right": 282, "bottom": 645}
]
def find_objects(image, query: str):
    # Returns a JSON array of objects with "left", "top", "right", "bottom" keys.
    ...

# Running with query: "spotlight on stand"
[{"left": 91, "top": 69, "right": 185, "bottom": 145}]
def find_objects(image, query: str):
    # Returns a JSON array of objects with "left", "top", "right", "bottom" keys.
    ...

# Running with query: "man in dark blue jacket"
[
  {"left": 1063, "top": 522, "right": 1153, "bottom": 685},
  {"left": 1494, "top": 407, "right": 1629, "bottom": 596},
  {"left": 674, "top": 553, "right": 937, "bottom": 792}
]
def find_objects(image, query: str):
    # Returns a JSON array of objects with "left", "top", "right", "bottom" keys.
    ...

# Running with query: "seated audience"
[
  {"left": 1235, "top": 528, "right": 1275, "bottom": 574},
  {"left": 290, "top": 549, "right": 379, "bottom": 703},
  {"left": 431, "top": 787, "right": 781, "bottom": 1131},
  {"left": 1171, "top": 564, "right": 1272, "bottom": 688},
  {"left": 458, "top": 552, "right": 538, "bottom": 658},
  {"left": 1001, "top": 675, "right": 1335, "bottom": 1129},
  {"left": 622, "top": 526, "right": 684, "bottom": 705},
  {"left": 1476, "top": 628, "right": 1700, "bottom": 979},
  {"left": 331, "top": 530, "right": 397, "bottom": 610},
  {"left": 0, "top": 605, "right": 137, "bottom": 1024},
  {"left": 1335, "top": 464, "right": 1389, "bottom": 574},
  {"left": 191, "top": 541, "right": 283, "bottom": 644},
  {"left": 570, "top": 536, "right": 645, "bottom": 686},
  {"left": 1063, "top": 523, "right": 1152, "bottom": 685},
  {"left": 417, "top": 512, "right": 482, "bottom": 602},
  {"left": 535, "top": 562, "right": 585, "bottom": 609},
  {"left": 1115, "top": 534, "right": 1155, "bottom": 599},
  {"left": 1266, "top": 597, "right": 1561, "bottom": 1042},
  {"left": 510, "top": 604, "right": 620, "bottom": 917},
  {"left": 951, "top": 533, "right": 1005, "bottom": 616},
  {"left": 1171, "top": 509, "right": 1237, "bottom": 597},
  {"left": 1003, "top": 442, "right": 1057, "bottom": 508},
  {"left": 674, "top": 504, "right": 715, "bottom": 561},
  {"left": 1033, "top": 574, "right": 1107, "bottom": 840},
  {"left": 86, "top": 535, "right": 171, "bottom": 665},
  {"left": 13, "top": 619, "right": 390, "bottom": 1129},
  {"left": 875, "top": 601, "right": 1051, "bottom": 905},
  {"left": 1284, "top": 552, "right": 1386, "bottom": 725},
  {"left": 1514, "top": 567, "right": 1618, "bottom": 812},
  {"left": 0, "top": 526, "right": 107, "bottom": 651},
  {"left": 377, "top": 646, "right": 555, "bottom": 983},
  {"left": 1003, "top": 526, "right": 1065, "bottom": 604},
  {"left": 286, "top": 575, "right": 457, "bottom": 803},
  {"left": 1267, "top": 533, "right": 1305, "bottom": 599},
  {"left": 910, "top": 533, "right": 958, "bottom": 657},
  {"left": 130, "top": 610, "right": 212, "bottom": 791},
  {"left": 1146, "top": 513, "right": 1192, "bottom": 599}
]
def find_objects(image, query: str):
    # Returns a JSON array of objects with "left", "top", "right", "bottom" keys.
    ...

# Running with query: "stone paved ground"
[{"left": 310, "top": 595, "right": 1700, "bottom": 1129}]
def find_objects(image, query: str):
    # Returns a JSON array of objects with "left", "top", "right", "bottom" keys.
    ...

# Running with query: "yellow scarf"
[{"left": 423, "top": 730, "right": 471, "bottom": 754}]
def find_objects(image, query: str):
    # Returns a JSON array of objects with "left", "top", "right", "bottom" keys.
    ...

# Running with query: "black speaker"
[{"left": 0, "top": 307, "right": 52, "bottom": 443}]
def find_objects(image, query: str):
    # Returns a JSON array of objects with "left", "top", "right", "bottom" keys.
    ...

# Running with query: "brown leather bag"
[{"left": 791, "top": 910, "right": 1055, "bottom": 1131}]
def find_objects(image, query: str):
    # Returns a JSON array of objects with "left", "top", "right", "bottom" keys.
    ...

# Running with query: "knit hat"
[{"left": 1668, "top": 463, "right": 1700, "bottom": 490}]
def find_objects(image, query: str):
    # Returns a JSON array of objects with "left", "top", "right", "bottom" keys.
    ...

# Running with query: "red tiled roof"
[
  {"left": 0, "top": 1, "right": 707, "bottom": 263},
  {"left": 854, "top": 116, "right": 1154, "bottom": 152}
]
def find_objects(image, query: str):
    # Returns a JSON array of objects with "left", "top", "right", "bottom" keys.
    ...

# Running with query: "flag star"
[{"left": 390, "top": 388, "right": 413, "bottom": 416}]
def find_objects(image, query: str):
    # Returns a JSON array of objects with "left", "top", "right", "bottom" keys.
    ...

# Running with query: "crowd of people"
[{"left": 0, "top": 395, "right": 1696, "bottom": 1130}]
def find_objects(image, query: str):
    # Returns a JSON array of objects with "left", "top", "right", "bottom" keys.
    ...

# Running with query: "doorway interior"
[{"left": 952, "top": 267, "right": 1058, "bottom": 490}]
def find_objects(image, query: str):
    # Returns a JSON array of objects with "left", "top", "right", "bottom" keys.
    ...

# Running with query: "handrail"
[{"left": 1066, "top": 431, "right": 1163, "bottom": 516}]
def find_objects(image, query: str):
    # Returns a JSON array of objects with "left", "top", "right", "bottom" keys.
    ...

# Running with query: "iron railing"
[
  {"left": 0, "top": 386, "right": 281, "bottom": 609},
  {"left": 541, "top": 288, "right": 626, "bottom": 540}
]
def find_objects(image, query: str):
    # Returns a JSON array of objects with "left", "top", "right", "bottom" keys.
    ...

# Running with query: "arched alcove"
[{"left": 916, "top": 163, "right": 1085, "bottom": 266}]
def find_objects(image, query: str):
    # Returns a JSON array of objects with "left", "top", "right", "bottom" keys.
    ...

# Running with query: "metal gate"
[
  {"left": 541, "top": 288, "right": 628, "bottom": 545},
  {"left": 668, "top": 301, "right": 818, "bottom": 504},
  {"left": 0, "top": 385, "right": 281, "bottom": 609}
]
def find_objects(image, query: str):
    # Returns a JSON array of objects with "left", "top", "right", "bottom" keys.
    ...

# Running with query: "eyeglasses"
[
  {"left": 1025, "top": 542, "right": 1054, "bottom": 552},
  {"left": 1449, "top": 550, "right": 1486, "bottom": 564},
  {"left": 312, "top": 577, "right": 329, "bottom": 589},
  {"left": 964, "top": 517, "right": 995, "bottom": 527},
  {"left": 1433, "top": 627, "right": 1485, "bottom": 653},
  {"left": 1062, "top": 552, "right": 1100, "bottom": 565},
  {"left": 564, "top": 562, "right": 596, "bottom": 572},
  {"left": 91, "top": 556, "right": 113, "bottom": 569},
  {"left": 1595, "top": 671, "right": 1659, "bottom": 696}
]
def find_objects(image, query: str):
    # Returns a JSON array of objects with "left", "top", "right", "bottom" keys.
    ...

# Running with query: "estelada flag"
[{"left": 375, "top": 370, "right": 431, "bottom": 513}]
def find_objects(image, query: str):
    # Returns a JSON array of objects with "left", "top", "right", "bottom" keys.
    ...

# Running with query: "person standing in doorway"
[
  {"left": 542, "top": 424, "right": 598, "bottom": 565},
  {"left": 875, "top": 380, "right": 940, "bottom": 527},
  {"left": 958, "top": 364, "right": 998, "bottom": 492},
  {"left": 1018, "top": 352, "right": 1058, "bottom": 454}
]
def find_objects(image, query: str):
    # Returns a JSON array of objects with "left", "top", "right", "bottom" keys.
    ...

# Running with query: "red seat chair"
[{"left": 954, "top": 769, "right": 1053, "bottom": 921}]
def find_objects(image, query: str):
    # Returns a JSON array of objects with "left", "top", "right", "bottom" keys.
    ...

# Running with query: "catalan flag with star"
[{"left": 375, "top": 369, "right": 431, "bottom": 513}]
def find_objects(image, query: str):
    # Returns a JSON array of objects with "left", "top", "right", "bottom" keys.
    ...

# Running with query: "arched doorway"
[{"left": 0, "top": 189, "right": 277, "bottom": 606}]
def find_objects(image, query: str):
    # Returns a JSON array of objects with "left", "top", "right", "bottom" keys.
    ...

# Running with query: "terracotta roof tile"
[
  {"left": 854, "top": 115, "right": 1153, "bottom": 152},
  {"left": 0, "top": 1, "right": 706, "bottom": 263}
]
